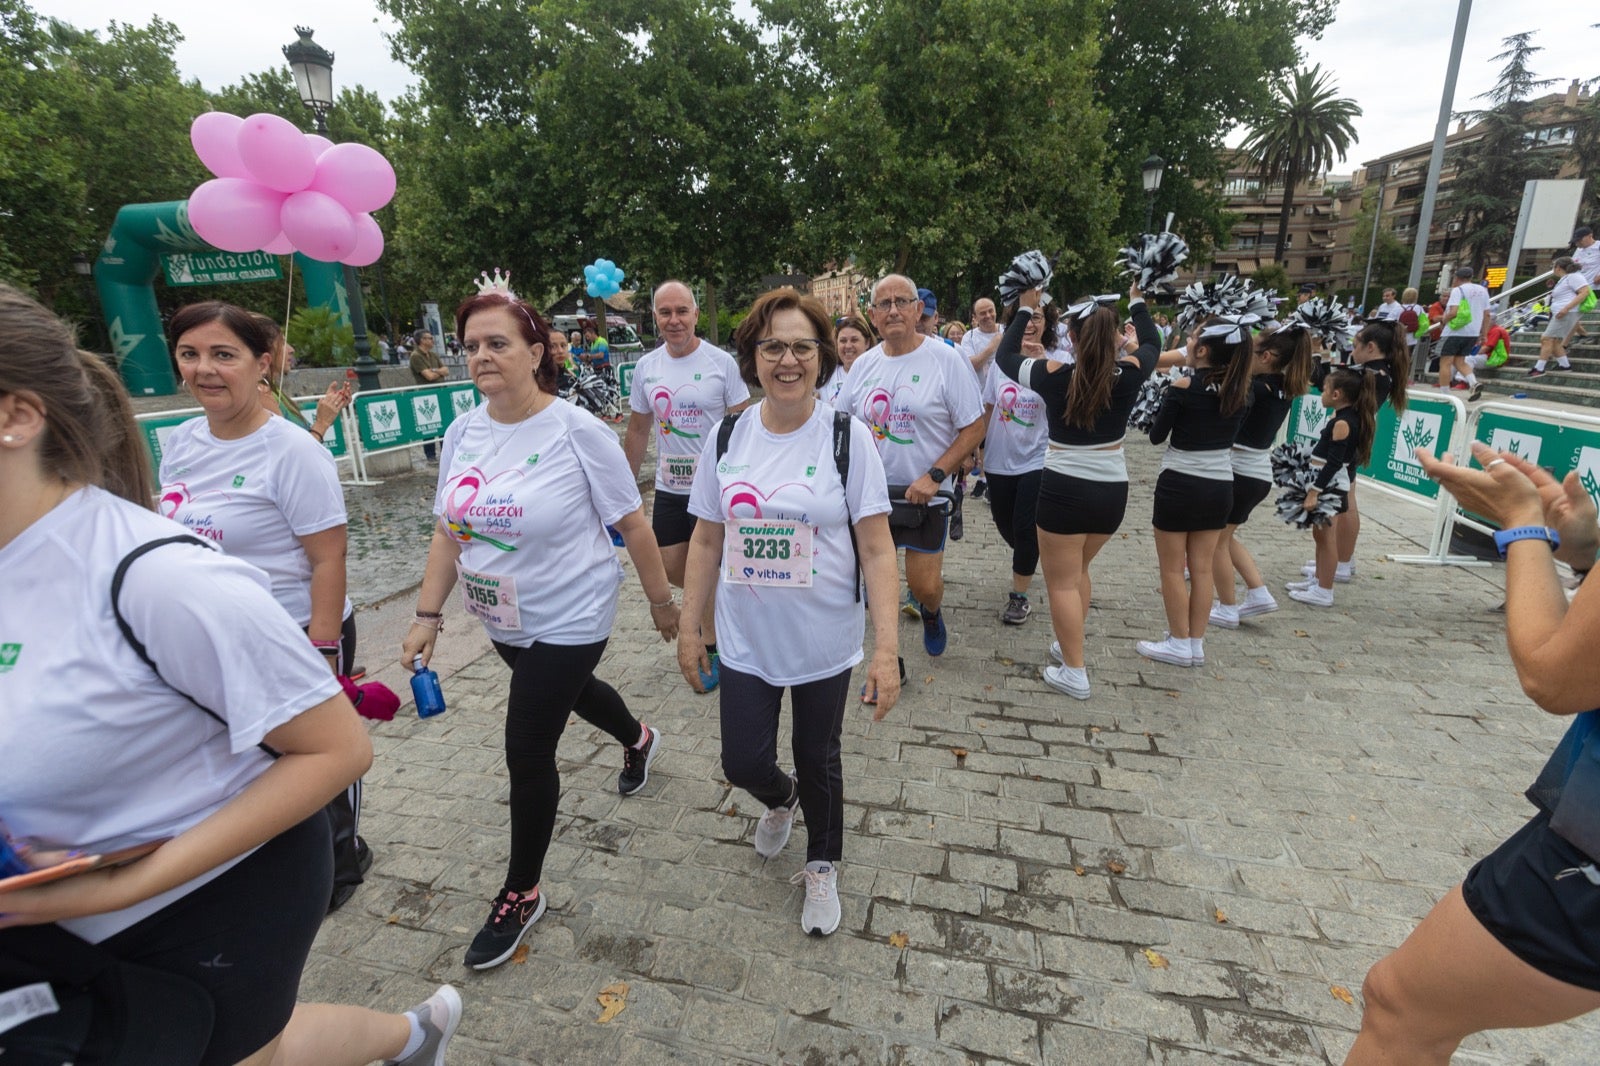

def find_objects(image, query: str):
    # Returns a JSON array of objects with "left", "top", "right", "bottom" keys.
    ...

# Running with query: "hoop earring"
[{"left": 179, "top": 379, "right": 191, "bottom": 393}]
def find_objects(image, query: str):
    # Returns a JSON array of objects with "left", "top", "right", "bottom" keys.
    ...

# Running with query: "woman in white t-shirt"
[
  {"left": 1536, "top": 256, "right": 1593, "bottom": 375},
  {"left": 816, "top": 312, "right": 874, "bottom": 407},
  {"left": 678, "top": 288, "right": 900, "bottom": 938},
  {"left": 402, "top": 284, "right": 680, "bottom": 972},
  {"left": 158, "top": 301, "right": 371, "bottom": 912},
  {"left": 0, "top": 286, "right": 459, "bottom": 1066},
  {"left": 980, "top": 306, "right": 1051, "bottom": 626}
]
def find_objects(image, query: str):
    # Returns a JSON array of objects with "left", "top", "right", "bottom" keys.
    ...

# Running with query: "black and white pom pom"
[
  {"left": 1115, "top": 232, "right": 1189, "bottom": 293},
  {"left": 998, "top": 250, "right": 1054, "bottom": 306},
  {"left": 1270, "top": 440, "right": 1317, "bottom": 488},
  {"left": 1235, "top": 284, "right": 1279, "bottom": 322},
  {"left": 1175, "top": 276, "right": 1245, "bottom": 331},
  {"left": 1275, "top": 485, "right": 1345, "bottom": 529},
  {"left": 1287, "top": 297, "right": 1356, "bottom": 350},
  {"left": 1127, "top": 368, "right": 1189, "bottom": 431}
]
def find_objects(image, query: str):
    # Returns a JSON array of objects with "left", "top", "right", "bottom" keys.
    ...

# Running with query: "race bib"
[
  {"left": 459, "top": 567, "right": 520, "bottom": 630},
  {"left": 723, "top": 520, "right": 813, "bottom": 588},
  {"left": 662, "top": 454, "right": 698, "bottom": 492}
]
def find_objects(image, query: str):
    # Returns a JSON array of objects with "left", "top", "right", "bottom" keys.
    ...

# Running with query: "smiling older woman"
[
  {"left": 677, "top": 287, "right": 900, "bottom": 937},
  {"left": 402, "top": 280, "right": 679, "bottom": 971}
]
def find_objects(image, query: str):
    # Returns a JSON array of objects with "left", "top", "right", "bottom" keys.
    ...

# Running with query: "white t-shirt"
[
  {"left": 687, "top": 402, "right": 890, "bottom": 686},
  {"left": 959, "top": 326, "right": 1003, "bottom": 388},
  {"left": 158, "top": 415, "right": 350, "bottom": 627},
  {"left": 0, "top": 487, "right": 341, "bottom": 942},
  {"left": 981, "top": 366, "right": 1048, "bottom": 476},
  {"left": 627, "top": 340, "right": 750, "bottom": 495},
  {"left": 1552, "top": 271, "right": 1592, "bottom": 315},
  {"left": 842, "top": 337, "right": 985, "bottom": 490},
  {"left": 818, "top": 365, "right": 848, "bottom": 408},
  {"left": 1374, "top": 300, "right": 1403, "bottom": 321},
  {"left": 434, "top": 397, "right": 640, "bottom": 647},
  {"left": 1573, "top": 242, "right": 1600, "bottom": 283},
  {"left": 1443, "top": 282, "right": 1491, "bottom": 339}
]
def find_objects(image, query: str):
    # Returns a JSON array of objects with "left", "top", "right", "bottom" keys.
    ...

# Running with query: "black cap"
[
  {"left": 1574, "top": 226, "right": 1593, "bottom": 243},
  {"left": 1297, "top": 283, "right": 1317, "bottom": 294}
]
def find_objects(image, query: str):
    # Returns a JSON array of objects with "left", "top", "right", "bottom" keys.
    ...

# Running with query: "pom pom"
[
  {"left": 1270, "top": 440, "right": 1317, "bottom": 488},
  {"left": 1235, "top": 285, "right": 1279, "bottom": 321},
  {"left": 1115, "top": 232, "right": 1189, "bottom": 293},
  {"left": 1275, "top": 486, "right": 1346, "bottom": 529},
  {"left": 998, "top": 250, "right": 1054, "bottom": 306},
  {"left": 1127, "top": 368, "right": 1189, "bottom": 431},
  {"left": 1175, "top": 276, "right": 1244, "bottom": 331},
  {"left": 1286, "top": 297, "right": 1357, "bottom": 350}
]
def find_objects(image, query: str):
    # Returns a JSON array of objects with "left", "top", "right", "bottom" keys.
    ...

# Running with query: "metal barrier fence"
[{"left": 1444, "top": 401, "right": 1600, "bottom": 550}]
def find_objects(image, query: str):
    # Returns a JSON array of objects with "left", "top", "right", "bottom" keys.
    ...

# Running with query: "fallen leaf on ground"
[
  {"left": 723, "top": 804, "right": 739, "bottom": 817},
  {"left": 998, "top": 657, "right": 1014, "bottom": 666},
  {"left": 1073, "top": 866, "right": 1087, "bottom": 876},
  {"left": 923, "top": 675, "right": 934, "bottom": 684},
  {"left": 888, "top": 931, "right": 909, "bottom": 949},
  {"left": 510, "top": 944, "right": 531, "bottom": 965},
  {"left": 1090, "top": 726, "right": 1101, "bottom": 734},
  {"left": 1141, "top": 948, "right": 1170, "bottom": 969},
  {"left": 596, "top": 981, "right": 629, "bottom": 1023},
  {"left": 1330, "top": 985, "right": 1355, "bottom": 1005},
  {"left": 1214, "top": 908, "right": 1228, "bottom": 924},
  {"left": 1106, "top": 860, "right": 1127, "bottom": 875},
  {"left": 951, "top": 747, "right": 969, "bottom": 759},
  {"left": 1294, "top": 629, "right": 1310, "bottom": 638},
  {"left": 386, "top": 914, "right": 400, "bottom": 925}
]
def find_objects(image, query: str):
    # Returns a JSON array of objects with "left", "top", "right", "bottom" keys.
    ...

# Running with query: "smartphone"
[{"left": 0, "top": 839, "right": 169, "bottom": 891}]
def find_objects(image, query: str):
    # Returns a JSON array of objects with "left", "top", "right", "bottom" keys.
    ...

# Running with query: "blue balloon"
[{"left": 585, "top": 281, "right": 602, "bottom": 298}]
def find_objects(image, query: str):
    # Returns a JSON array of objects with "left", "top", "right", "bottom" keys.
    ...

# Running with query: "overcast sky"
[{"left": 33, "top": 0, "right": 1592, "bottom": 172}]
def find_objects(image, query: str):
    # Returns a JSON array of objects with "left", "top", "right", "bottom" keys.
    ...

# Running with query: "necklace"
[{"left": 484, "top": 395, "right": 538, "bottom": 460}]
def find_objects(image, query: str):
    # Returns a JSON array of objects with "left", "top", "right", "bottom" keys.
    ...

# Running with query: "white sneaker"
[
  {"left": 1237, "top": 589, "right": 1279, "bottom": 617},
  {"left": 386, "top": 985, "right": 463, "bottom": 1066},
  {"left": 1042, "top": 663, "right": 1091, "bottom": 699},
  {"left": 792, "top": 861, "right": 841, "bottom": 936},
  {"left": 1285, "top": 577, "right": 1316, "bottom": 591},
  {"left": 1208, "top": 602, "right": 1240, "bottom": 629},
  {"left": 754, "top": 774, "right": 798, "bottom": 859},
  {"left": 1049, "top": 640, "right": 1064, "bottom": 665},
  {"left": 1301, "top": 560, "right": 1353, "bottom": 583},
  {"left": 1136, "top": 634, "right": 1193, "bottom": 667},
  {"left": 1289, "top": 585, "right": 1335, "bottom": 607},
  {"left": 1189, "top": 638, "right": 1205, "bottom": 665}
]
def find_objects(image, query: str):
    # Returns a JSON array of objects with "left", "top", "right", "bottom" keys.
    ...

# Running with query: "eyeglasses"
[
  {"left": 871, "top": 296, "right": 920, "bottom": 312},
  {"left": 755, "top": 338, "right": 821, "bottom": 362}
]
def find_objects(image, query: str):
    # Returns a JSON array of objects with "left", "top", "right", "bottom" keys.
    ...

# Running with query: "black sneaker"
[
  {"left": 971, "top": 479, "right": 987, "bottom": 499},
  {"left": 1000, "top": 592, "right": 1031, "bottom": 625},
  {"left": 464, "top": 887, "right": 545, "bottom": 970},
  {"left": 1468, "top": 383, "right": 1484, "bottom": 402},
  {"left": 1529, "top": 367, "right": 1547, "bottom": 378},
  {"left": 619, "top": 724, "right": 662, "bottom": 796},
  {"left": 949, "top": 506, "right": 964, "bottom": 541}
]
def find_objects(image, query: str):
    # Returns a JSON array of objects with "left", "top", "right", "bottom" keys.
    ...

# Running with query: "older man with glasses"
[{"left": 843, "top": 274, "right": 985, "bottom": 663}]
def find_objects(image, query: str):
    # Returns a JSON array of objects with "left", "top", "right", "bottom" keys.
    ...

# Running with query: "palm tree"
[{"left": 1240, "top": 65, "right": 1362, "bottom": 267}]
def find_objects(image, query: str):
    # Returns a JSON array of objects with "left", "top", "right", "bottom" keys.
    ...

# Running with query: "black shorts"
[
  {"left": 100, "top": 812, "right": 333, "bottom": 1065},
  {"left": 1036, "top": 470, "right": 1129, "bottom": 536},
  {"left": 1439, "top": 335, "right": 1476, "bottom": 358},
  {"left": 891, "top": 501, "right": 950, "bottom": 554},
  {"left": 1227, "top": 475, "right": 1273, "bottom": 527},
  {"left": 1153, "top": 470, "right": 1232, "bottom": 532},
  {"left": 1462, "top": 811, "right": 1600, "bottom": 993},
  {"left": 651, "top": 490, "right": 696, "bottom": 547}
]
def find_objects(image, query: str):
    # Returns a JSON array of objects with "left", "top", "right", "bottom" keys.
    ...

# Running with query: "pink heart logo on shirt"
[{"left": 723, "top": 479, "right": 814, "bottom": 520}]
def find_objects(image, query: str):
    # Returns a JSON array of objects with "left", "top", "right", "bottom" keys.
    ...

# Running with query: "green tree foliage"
[
  {"left": 1447, "top": 32, "right": 1563, "bottom": 274},
  {"left": 286, "top": 304, "right": 354, "bottom": 367},
  {"left": 1240, "top": 64, "right": 1360, "bottom": 266},
  {"left": 1250, "top": 262, "right": 1292, "bottom": 297}
]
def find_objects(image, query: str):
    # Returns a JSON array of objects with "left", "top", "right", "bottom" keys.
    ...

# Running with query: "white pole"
[{"left": 1408, "top": 0, "right": 1473, "bottom": 294}]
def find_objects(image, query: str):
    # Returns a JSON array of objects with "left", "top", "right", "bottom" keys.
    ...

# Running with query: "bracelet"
[
  {"left": 310, "top": 638, "right": 341, "bottom": 649},
  {"left": 415, "top": 609, "right": 443, "bottom": 619},
  {"left": 650, "top": 598, "right": 674, "bottom": 609},
  {"left": 315, "top": 646, "right": 341, "bottom": 657},
  {"left": 411, "top": 616, "right": 444, "bottom": 631}
]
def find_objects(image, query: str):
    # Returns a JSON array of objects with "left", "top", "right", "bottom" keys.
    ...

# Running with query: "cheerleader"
[
  {"left": 1302, "top": 320, "right": 1410, "bottom": 585},
  {"left": 994, "top": 284, "right": 1160, "bottom": 699},
  {"left": 1210, "top": 324, "right": 1314, "bottom": 628},
  {"left": 1287, "top": 367, "right": 1375, "bottom": 606},
  {"left": 1141, "top": 317, "right": 1255, "bottom": 667}
]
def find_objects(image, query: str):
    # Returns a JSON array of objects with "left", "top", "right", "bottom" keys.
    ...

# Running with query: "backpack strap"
[
  {"left": 715, "top": 410, "right": 743, "bottom": 461},
  {"left": 833, "top": 409, "right": 861, "bottom": 604},
  {"left": 111, "top": 535, "right": 279, "bottom": 758}
]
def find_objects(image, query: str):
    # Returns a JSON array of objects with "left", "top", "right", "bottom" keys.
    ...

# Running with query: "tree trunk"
[
  {"left": 1274, "top": 158, "right": 1300, "bottom": 267},
  {"left": 703, "top": 277, "right": 719, "bottom": 346}
]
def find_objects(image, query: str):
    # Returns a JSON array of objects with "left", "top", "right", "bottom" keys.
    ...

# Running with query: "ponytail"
[
  {"left": 1064, "top": 307, "right": 1118, "bottom": 429},
  {"left": 1327, "top": 367, "right": 1378, "bottom": 466},
  {"left": 1354, "top": 319, "right": 1409, "bottom": 412},
  {"left": 1198, "top": 334, "right": 1254, "bottom": 417},
  {"left": 1259, "top": 327, "right": 1314, "bottom": 397},
  {"left": 79, "top": 351, "right": 154, "bottom": 506}
]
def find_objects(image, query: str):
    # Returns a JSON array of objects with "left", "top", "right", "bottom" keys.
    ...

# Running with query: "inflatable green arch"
[{"left": 95, "top": 200, "right": 351, "bottom": 395}]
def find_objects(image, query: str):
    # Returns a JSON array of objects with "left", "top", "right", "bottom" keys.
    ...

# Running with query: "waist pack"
[
  {"left": 885, "top": 485, "right": 956, "bottom": 529},
  {"left": 1528, "top": 710, "right": 1600, "bottom": 862}
]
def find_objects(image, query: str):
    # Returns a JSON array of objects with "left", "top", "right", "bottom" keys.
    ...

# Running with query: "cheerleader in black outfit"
[
  {"left": 994, "top": 284, "right": 1160, "bottom": 699},
  {"left": 1301, "top": 320, "right": 1410, "bottom": 585},
  {"left": 1140, "top": 317, "right": 1255, "bottom": 667},
  {"left": 1287, "top": 367, "right": 1376, "bottom": 607},
  {"left": 1210, "top": 324, "right": 1314, "bottom": 629}
]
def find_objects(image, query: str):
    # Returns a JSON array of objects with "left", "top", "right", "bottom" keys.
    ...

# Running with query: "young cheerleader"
[
  {"left": 1141, "top": 317, "right": 1255, "bottom": 667},
  {"left": 1302, "top": 320, "right": 1410, "bottom": 584},
  {"left": 1211, "top": 323, "right": 1314, "bottom": 628},
  {"left": 994, "top": 284, "right": 1161, "bottom": 698},
  {"left": 1288, "top": 367, "right": 1376, "bottom": 606}
]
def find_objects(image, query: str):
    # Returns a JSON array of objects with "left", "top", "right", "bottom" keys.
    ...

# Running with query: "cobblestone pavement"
[{"left": 301, "top": 437, "right": 1600, "bottom": 1065}]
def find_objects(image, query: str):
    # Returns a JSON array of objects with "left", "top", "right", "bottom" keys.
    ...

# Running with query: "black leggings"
[
  {"left": 492, "top": 638, "right": 643, "bottom": 891},
  {"left": 719, "top": 664, "right": 853, "bottom": 863},
  {"left": 984, "top": 469, "right": 1042, "bottom": 577}
]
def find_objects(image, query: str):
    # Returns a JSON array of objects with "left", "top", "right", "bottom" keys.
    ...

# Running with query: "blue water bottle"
[
  {"left": 411, "top": 655, "right": 447, "bottom": 719},
  {"left": 0, "top": 824, "right": 30, "bottom": 878}
]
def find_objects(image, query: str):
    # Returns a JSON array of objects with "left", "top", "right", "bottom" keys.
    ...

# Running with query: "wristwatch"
[
  {"left": 927, "top": 466, "right": 948, "bottom": 484},
  {"left": 1492, "top": 525, "right": 1560, "bottom": 557}
]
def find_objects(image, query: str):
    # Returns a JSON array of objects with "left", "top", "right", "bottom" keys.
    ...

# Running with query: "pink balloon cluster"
[{"left": 187, "top": 112, "right": 395, "bottom": 266}]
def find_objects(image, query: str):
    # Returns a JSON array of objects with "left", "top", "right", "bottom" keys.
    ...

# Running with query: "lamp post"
[
  {"left": 72, "top": 253, "right": 107, "bottom": 354},
  {"left": 1141, "top": 154, "right": 1165, "bottom": 231},
  {"left": 283, "top": 26, "right": 380, "bottom": 393},
  {"left": 1359, "top": 162, "right": 1399, "bottom": 315}
]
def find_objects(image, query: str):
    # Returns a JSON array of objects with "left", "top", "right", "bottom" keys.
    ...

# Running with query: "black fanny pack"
[{"left": 886, "top": 485, "right": 955, "bottom": 529}]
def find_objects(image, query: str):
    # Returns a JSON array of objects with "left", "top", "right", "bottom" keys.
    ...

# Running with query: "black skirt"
[
  {"left": 1036, "top": 469, "right": 1129, "bottom": 536},
  {"left": 1153, "top": 470, "right": 1232, "bottom": 532},
  {"left": 1227, "top": 474, "right": 1273, "bottom": 527}
]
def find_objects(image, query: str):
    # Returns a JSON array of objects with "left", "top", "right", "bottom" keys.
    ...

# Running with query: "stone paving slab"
[{"left": 302, "top": 438, "right": 1600, "bottom": 1064}]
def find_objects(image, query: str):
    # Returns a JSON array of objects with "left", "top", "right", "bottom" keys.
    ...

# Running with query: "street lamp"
[
  {"left": 282, "top": 26, "right": 380, "bottom": 393},
  {"left": 1141, "top": 155, "right": 1165, "bottom": 231},
  {"left": 72, "top": 253, "right": 107, "bottom": 354}
]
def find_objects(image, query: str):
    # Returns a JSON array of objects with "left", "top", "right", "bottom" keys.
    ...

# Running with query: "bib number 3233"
[{"left": 724, "top": 520, "right": 813, "bottom": 588}]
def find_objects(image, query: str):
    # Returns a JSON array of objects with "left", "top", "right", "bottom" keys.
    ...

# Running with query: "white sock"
[
  {"left": 1535, "top": 359, "right": 1548, "bottom": 371},
  {"left": 1189, "top": 637, "right": 1204, "bottom": 658},
  {"left": 1465, "top": 373, "right": 1478, "bottom": 387},
  {"left": 1336, "top": 561, "right": 1353, "bottom": 575},
  {"left": 1559, "top": 358, "right": 1572, "bottom": 368},
  {"left": 1244, "top": 585, "right": 1272, "bottom": 603},
  {"left": 396, "top": 1015, "right": 426, "bottom": 1060}
]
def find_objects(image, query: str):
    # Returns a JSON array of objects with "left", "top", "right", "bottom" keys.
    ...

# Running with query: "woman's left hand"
[
  {"left": 1416, "top": 442, "right": 1546, "bottom": 529},
  {"left": 862, "top": 647, "right": 900, "bottom": 720},
  {"left": 676, "top": 629, "right": 708, "bottom": 692},
  {"left": 650, "top": 601, "right": 680, "bottom": 642},
  {"left": 1302, "top": 489, "right": 1319, "bottom": 513},
  {"left": 315, "top": 381, "right": 352, "bottom": 428}
]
